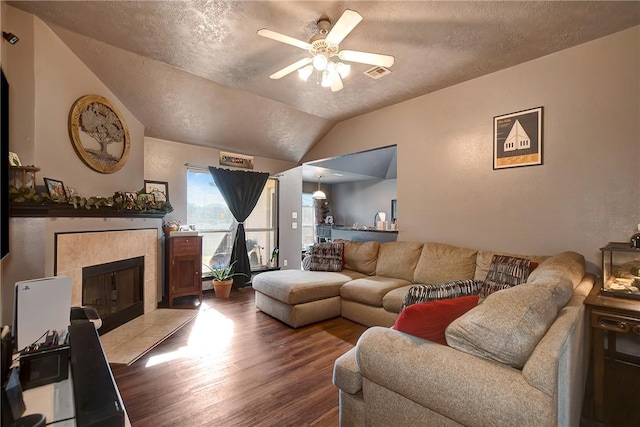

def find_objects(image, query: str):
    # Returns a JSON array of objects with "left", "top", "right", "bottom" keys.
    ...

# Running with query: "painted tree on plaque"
[{"left": 78, "top": 102, "right": 125, "bottom": 167}]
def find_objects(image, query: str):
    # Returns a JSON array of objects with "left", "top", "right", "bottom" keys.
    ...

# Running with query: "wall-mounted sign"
[{"left": 219, "top": 151, "right": 254, "bottom": 170}]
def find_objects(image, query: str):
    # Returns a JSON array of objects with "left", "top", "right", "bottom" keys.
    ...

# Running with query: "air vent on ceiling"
[{"left": 364, "top": 66, "right": 391, "bottom": 79}]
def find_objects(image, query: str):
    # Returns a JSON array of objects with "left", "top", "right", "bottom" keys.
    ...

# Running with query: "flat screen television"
[{"left": 1, "top": 68, "right": 9, "bottom": 259}]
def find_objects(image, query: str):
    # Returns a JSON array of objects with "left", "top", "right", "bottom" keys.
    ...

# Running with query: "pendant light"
[{"left": 312, "top": 176, "right": 326, "bottom": 200}]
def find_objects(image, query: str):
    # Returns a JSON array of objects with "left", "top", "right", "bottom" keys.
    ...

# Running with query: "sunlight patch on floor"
[{"left": 145, "top": 301, "right": 234, "bottom": 368}]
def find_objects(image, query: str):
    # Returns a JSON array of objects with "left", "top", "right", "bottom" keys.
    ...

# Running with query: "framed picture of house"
[
  {"left": 144, "top": 180, "right": 168, "bottom": 203},
  {"left": 493, "top": 107, "right": 543, "bottom": 169}
]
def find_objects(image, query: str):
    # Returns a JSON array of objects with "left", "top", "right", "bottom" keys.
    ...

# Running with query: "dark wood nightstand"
[{"left": 584, "top": 281, "right": 640, "bottom": 422}]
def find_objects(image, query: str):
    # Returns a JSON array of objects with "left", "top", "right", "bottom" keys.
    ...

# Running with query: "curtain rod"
[
  {"left": 184, "top": 163, "right": 209, "bottom": 171},
  {"left": 184, "top": 163, "right": 281, "bottom": 178}
]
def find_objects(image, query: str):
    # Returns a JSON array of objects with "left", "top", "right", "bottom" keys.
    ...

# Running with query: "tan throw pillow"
[{"left": 445, "top": 280, "right": 573, "bottom": 369}]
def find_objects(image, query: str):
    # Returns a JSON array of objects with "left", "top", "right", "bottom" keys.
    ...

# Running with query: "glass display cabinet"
[{"left": 600, "top": 242, "right": 640, "bottom": 300}]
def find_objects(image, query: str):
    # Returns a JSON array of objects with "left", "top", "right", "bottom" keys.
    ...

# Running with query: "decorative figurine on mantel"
[
  {"left": 9, "top": 152, "right": 40, "bottom": 189},
  {"left": 631, "top": 224, "right": 640, "bottom": 249}
]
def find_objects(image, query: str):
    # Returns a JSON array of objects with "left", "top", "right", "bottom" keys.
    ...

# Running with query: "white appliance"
[{"left": 13, "top": 276, "right": 73, "bottom": 351}]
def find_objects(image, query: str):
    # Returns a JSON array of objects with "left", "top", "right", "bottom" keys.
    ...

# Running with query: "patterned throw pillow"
[
  {"left": 480, "top": 255, "right": 537, "bottom": 299},
  {"left": 403, "top": 279, "right": 483, "bottom": 309},
  {"left": 309, "top": 242, "right": 344, "bottom": 272}
]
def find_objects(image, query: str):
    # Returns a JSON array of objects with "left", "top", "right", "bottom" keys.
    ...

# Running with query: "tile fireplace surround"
[{"left": 56, "top": 229, "right": 158, "bottom": 314}]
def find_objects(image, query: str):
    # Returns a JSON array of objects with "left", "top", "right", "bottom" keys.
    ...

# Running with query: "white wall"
[{"left": 304, "top": 27, "right": 640, "bottom": 272}]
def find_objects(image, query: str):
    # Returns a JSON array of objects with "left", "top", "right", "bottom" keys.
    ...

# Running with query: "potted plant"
[
  {"left": 203, "top": 260, "right": 247, "bottom": 299},
  {"left": 162, "top": 219, "right": 181, "bottom": 236}
]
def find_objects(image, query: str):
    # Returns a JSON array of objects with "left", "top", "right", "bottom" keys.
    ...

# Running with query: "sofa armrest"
[
  {"left": 333, "top": 347, "right": 362, "bottom": 395},
  {"left": 356, "top": 327, "right": 555, "bottom": 427}
]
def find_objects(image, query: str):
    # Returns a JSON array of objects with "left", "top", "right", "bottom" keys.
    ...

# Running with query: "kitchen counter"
[{"left": 328, "top": 225, "right": 398, "bottom": 242}]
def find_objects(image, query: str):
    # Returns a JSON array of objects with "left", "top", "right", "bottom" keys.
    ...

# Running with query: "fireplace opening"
[{"left": 82, "top": 256, "right": 144, "bottom": 335}]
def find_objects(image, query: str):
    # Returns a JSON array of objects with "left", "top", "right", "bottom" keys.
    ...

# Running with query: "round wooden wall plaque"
[{"left": 68, "top": 94, "right": 130, "bottom": 174}]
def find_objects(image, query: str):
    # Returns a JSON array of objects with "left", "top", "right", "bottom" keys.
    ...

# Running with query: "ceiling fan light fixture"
[
  {"left": 298, "top": 65, "right": 314, "bottom": 81},
  {"left": 321, "top": 70, "right": 333, "bottom": 88},
  {"left": 312, "top": 53, "right": 329, "bottom": 71},
  {"left": 336, "top": 62, "right": 351, "bottom": 78}
]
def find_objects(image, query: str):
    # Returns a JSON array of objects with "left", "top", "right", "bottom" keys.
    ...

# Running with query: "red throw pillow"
[{"left": 392, "top": 295, "right": 479, "bottom": 345}]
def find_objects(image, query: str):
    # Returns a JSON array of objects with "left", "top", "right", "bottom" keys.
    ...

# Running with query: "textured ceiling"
[{"left": 8, "top": 1, "right": 640, "bottom": 163}]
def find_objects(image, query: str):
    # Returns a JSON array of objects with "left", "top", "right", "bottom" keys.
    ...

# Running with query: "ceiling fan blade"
[
  {"left": 325, "top": 9, "right": 363, "bottom": 46},
  {"left": 338, "top": 50, "right": 395, "bottom": 67},
  {"left": 329, "top": 69, "right": 343, "bottom": 92},
  {"left": 257, "top": 29, "right": 311, "bottom": 50},
  {"left": 269, "top": 57, "right": 313, "bottom": 79}
]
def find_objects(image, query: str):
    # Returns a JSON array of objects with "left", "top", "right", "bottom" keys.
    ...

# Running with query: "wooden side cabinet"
[
  {"left": 584, "top": 281, "right": 640, "bottom": 422},
  {"left": 165, "top": 236, "right": 203, "bottom": 307}
]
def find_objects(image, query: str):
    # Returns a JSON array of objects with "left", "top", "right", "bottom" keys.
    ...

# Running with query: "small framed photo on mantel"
[
  {"left": 144, "top": 180, "right": 168, "bottom": 203},
  {"left": 43, "top": 177, "right": 67, "bottom": 202},
  {"left": 493, "top": 106, "right": 543, "bottom": 170}
]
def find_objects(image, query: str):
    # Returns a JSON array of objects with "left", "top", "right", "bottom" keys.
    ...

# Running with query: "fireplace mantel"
[{"left": 10, "top": 202, "right": 166, "bottom": 218}]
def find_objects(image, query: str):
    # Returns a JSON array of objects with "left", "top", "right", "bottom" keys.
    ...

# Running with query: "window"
[
  {"left": 301, "top": 193, "right": 315, "bottom": 250},
  {"left": 187, "top": 168, "right": 278, "bottom": 274}
]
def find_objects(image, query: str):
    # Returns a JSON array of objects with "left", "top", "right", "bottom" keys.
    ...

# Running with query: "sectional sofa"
[
  {"left": 252, "top": 240, "right": 594, "bottom": 426},
  {"left": 253, "top": 240, "right": 551, "bottom": 328}
]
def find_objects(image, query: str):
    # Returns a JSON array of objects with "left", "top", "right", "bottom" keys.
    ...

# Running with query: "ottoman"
[{"left": 252, "top": 269, "right": 364, "bottom": 328}]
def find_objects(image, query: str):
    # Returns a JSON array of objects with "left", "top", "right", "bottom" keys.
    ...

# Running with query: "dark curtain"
[{"left": 208, "top": 167, "right": 269, "bottom": 288}]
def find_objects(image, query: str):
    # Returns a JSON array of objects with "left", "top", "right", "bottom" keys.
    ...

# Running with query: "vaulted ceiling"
[{"left": 7, "top": 1, "right": 640, "bottom": 163}]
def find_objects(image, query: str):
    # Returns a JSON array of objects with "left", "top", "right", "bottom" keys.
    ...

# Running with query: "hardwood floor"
[
  {"left": 111, "top": 288, "right": 367, "bottom": 427},
  {"left": 113, "top": 288, "right": 639, "bottom": 427}
]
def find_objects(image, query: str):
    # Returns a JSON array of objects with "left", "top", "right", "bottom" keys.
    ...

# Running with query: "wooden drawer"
[
  {"left": 591, "top": 309, "right": 640, "bottom": 336},
  {"left": 170, "top": 237, "right": 201, "bottom": 256}
]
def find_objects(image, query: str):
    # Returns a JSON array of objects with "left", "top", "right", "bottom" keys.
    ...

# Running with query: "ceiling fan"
[{"left": 257, "top": 9, "right": 394, "bottom": 92}]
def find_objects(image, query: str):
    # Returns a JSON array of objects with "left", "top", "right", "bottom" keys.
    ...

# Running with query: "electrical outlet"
[
  {"left": 292, "top": 211, "right": 298, "bottom": 219},
  {"left": 292, "top": 222, "right": 297, "bottom": 229},
  {"left": 283, "top": 259, "right": 288, "bottom": 267}
]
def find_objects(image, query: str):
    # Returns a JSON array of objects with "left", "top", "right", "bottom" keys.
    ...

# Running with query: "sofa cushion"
[
  {"left": 341, "top": 276, "right": 412, "bottom": 307},
  {"left": 445, "top": 280, "right": 573, "bottom": 369},
  {"left": 382, "top": 285, "right": 413, "bottom": 313},
  {"left": 413, "top": 243, "right": 478, "bottom": 284},
  {"left": 479, "top": 255, "right": 536, "bottom": 298},
  {"left": 309, "top": 242, "right": 344, "bottom": 272},
  {"left": 403, "top": 279, "right": 483, "bottom": 308},
  {"left": 474, "top": 250, "right": 549, "bottom": 281},
  {"left": 526, "top": 251, "right": 586, "bottom": 289},
  {"left": 342, "top": 240, "right": 380, "bottom": 275},
  {"left": 375, "top": 242, "right": 424, "bottom": 282},
  {"left": 252, "top": 269, "right": 363, "bottom": 304},
  {"left": 393, "top": 295, "right": 479, "bottom": 344}
]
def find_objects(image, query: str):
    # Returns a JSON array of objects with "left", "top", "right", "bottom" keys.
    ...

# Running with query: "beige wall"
[
  {"left": 3, "top": 7, "right": 34, "bottom": 165},
  {"left": 304, "top": 27, "right": 640, "bottom": 272},
  {"left": 1, "top": 9, "right": 147, "bottom": 325},
  {"left": 144, "top": 137, "right": 297, "bottom": 224},
  {"left": 6, "top": 7, "right": 144, "bottom": 197}
]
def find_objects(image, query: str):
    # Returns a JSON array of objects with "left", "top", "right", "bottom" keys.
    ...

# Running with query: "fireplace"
[{"left": 83, "top": 256, "right": 144, "bottom": 335}]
